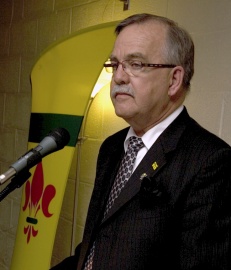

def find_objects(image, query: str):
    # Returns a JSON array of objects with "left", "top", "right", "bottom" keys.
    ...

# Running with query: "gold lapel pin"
[{"left": 152, "top": 162, "right": 158, "bottom": 170}]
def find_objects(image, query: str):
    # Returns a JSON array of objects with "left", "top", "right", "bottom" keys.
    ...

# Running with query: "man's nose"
[{"left": 113, "top": 63, "right": 130, "bottom": 85}]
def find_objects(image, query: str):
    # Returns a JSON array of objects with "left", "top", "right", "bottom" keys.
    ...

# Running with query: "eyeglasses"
[{"left": 104, "top": 60, "right": 176, "bottom": 77}]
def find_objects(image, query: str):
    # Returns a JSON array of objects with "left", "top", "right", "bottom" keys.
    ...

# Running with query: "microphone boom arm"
[
  {"left": 0, "top": 169, "right": 31, "bottom": 202},
  {"left": 0, "top": 149, "right": 42, "bottom": 185}
]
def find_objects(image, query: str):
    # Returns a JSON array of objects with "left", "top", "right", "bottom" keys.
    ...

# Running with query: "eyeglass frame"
[{"left": 104, "top": 60, "right": 176, "bottom": 77}]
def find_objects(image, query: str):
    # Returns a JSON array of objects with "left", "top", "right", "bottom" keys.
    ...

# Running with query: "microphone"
[{"left": 0, "top": 127, "right": 70, "bottom": 185}]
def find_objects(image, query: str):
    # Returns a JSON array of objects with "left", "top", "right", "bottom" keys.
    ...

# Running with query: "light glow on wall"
[{"left": 91, "top": 67, "right": 112, "bottom": 98}]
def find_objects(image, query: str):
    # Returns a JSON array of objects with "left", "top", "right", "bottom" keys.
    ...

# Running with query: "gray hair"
[{"left": 115, "top": 13, "right": 194, "bottom": 90}]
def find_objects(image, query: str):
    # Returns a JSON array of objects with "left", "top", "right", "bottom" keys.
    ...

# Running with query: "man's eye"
[{"left": 130, "top": 61, "right": 142, "bottom": 69}]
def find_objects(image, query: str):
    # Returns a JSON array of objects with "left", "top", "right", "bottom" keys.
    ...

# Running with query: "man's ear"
[{"left": 168, "top": 66, "right": 184, "bottom": 97}]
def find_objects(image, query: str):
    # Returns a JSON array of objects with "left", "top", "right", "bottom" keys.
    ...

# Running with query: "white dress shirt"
[{"left": 124, "top": 105, "right": 184, "bottom": 172}]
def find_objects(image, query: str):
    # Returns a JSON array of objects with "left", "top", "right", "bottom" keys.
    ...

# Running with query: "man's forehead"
[
  {"left": 111, "top": 22, "right": 167, "bottom": 61},
  {"left": 115, "top": 21, "right": 167, "bottom": 46}
]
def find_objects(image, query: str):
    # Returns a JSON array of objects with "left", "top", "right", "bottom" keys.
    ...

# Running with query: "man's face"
[{"left": 110, "top": 21, "right": 176, "bottom": 134}]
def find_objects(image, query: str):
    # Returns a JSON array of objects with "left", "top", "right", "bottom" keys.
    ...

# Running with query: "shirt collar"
[{"left": 124, "top": 105, "right": 184, "bottom": 151}]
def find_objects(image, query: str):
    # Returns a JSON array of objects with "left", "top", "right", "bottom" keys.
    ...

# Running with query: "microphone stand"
[{"left": 0, "top": 170, "right": 31, "bottom": 202}]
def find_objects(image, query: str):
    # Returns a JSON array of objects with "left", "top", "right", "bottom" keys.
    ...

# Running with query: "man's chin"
[{"left": 115, "top": 110, "right": 132, "bottom": 121}]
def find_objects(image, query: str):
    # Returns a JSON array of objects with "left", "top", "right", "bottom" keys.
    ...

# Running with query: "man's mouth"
[{"left": 115, "top": 92, "right": 132, "bottom": 98}]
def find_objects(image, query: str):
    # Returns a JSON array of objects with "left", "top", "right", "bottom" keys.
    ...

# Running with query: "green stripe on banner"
[{"left": 29, "top": 113, "right": 83, "bottom": 147}]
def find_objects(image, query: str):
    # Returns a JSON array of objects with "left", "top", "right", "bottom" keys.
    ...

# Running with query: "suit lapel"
[
  {"left": 101, "top": 108, "right": 189, "bottom": 223},
  {"left": 101, "top": 137, "right": 167, "bottom": 223},
  {"left": 77, "top": 129, "right": 128, "bottom": 270}
]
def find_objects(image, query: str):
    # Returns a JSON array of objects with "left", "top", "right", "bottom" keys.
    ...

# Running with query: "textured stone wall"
[{"left": 1, "top": 0, "right": 231, "bottom": 269}]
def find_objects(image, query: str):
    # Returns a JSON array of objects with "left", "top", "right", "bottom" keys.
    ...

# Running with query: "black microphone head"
[
  {"left": 9, "top": 127, "right": 70, "bottom": 174},
  {"left": 47, "top": 127, "right": 70, "bottom": 150}
]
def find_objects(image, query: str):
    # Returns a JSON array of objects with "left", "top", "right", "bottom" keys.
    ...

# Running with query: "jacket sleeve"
[{"left": 180, "top": 148, "right": 231, "bottom": 269}]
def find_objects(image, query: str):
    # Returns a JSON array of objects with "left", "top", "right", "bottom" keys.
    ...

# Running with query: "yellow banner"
[{"left": 10, "top": 21, "right": 117, "bottom": 270}]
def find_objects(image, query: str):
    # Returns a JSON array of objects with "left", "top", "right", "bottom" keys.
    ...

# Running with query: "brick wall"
[{"left": 0, "top": 0, "right": 231, "bottom": 269}]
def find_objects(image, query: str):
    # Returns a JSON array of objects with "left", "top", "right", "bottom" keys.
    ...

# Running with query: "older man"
[{"left": 52, "top": 13, "right": 231, "bottom": 270}]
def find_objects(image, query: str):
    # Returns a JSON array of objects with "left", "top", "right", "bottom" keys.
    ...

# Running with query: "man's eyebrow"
[
  {"left": 126, "top": 53, "right": 146, "bottom": 59},
  {"left": 109, "top": 53, "right": 146, "bottom": 61}
]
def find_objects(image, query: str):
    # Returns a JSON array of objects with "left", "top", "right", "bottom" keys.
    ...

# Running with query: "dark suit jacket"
[{"left": 51, "top": 108, "right": 231, "bottom": 270}]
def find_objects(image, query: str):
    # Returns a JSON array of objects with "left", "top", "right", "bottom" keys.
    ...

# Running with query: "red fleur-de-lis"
[{"left": 22, "top": 162, "right": 56, "bottom": 243}]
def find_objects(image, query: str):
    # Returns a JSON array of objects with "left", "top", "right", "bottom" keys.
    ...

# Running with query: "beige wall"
[{"left": 0, "top": 0, "right": 231, "bottom": 269}]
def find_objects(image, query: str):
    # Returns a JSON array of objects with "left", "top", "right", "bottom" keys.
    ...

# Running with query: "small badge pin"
[{"left": 152, "top": 162, "right": 158, "bottom": 170}]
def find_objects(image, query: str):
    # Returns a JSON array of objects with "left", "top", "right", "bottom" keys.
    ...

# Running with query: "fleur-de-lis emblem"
[{"left": 22, "top": 162, "right": 56, "bottom": 243}]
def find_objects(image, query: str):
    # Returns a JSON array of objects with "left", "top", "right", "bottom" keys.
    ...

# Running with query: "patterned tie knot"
[{"left": 128, "top": 136, "right": 144, "bottom": 152}]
